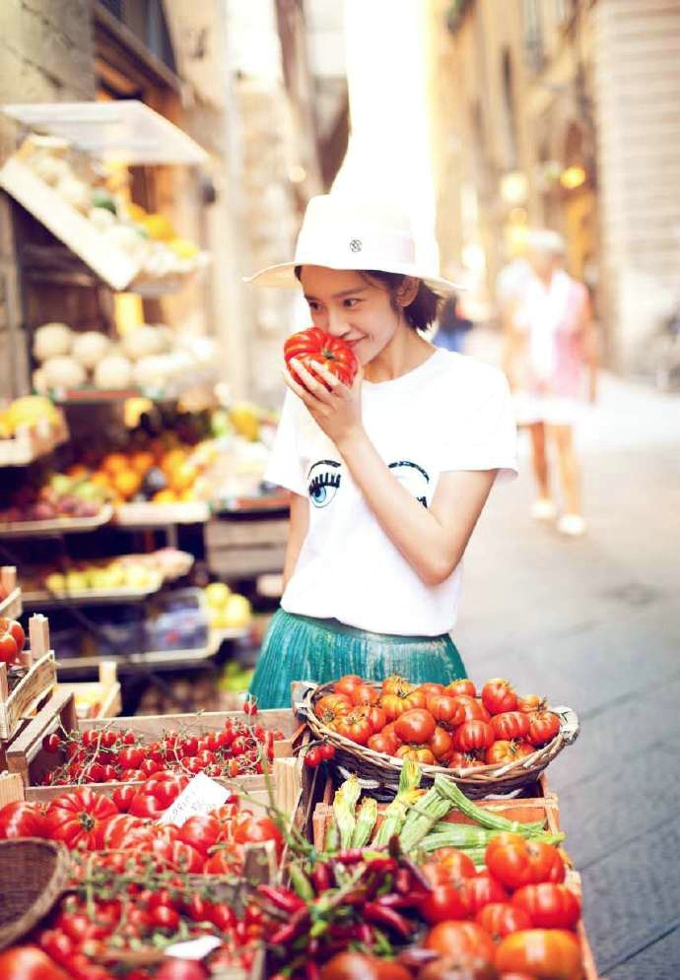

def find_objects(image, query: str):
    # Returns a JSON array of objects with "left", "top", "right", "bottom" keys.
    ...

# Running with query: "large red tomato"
[
  {"left": 419, "top": 882, "right": 471, "bottom": 923},
  {"left": 284, "top": 327, "right": 358, "bottom": 388},
  {"left": 45, "top": 788, "right": 118, "bottom": 850},
  {"left": 495, "top": 929, "right": 584, "bottom": 979},
  {"left": 485, "top": 834, "right": 566, "bottom": 890},
  {"left": 463, "top": 870, "right": 509, "bottom": 915},
  {"left": 233, "top": 815, "right": 284, "bottom": 858},
  {"left": 452, "top": 696, "right": 490, "bottom": 723},
  {"left": 490, "top": 711, "right": 530, "bottom": 741},
  {"left": 427, "top": 695, "right": 466, "bottom": 728},
  {"left": 511, "top": 883, "right": 581, "bottom": 929},
  {"left": 424, "top": 921, "right": 496, "bottom": 963},
  {"left": 476, "top": 902, "right": 532, "bottom": 939},
  {"left": 394, "top": 708, "right": 436, "bottom": 744},
  {"left": 430, "top": 725, "right": 454, "bottom": 763},
  {"left": 485, "top": 740, "right": 533, "bottom": 766},
  {"left": 527, "top": 711, "right": 561, "bottom": 748},
  {"left": 0, "top": 946, "right": 70, "bottom": 979},
  {"left": 0, "top": 802, "right": 48, "bottom": 839},
  {"left": 129, "top": 772, "right": 188, "bottom": 818},
  {"left": 445, "top": 679, "right": 477, "bottom": 698},
  {"left": 481, "top": 679, "right": 518, "bottom": 715},
  {"left": 177, "top": 814, "right": 225, "bottom": 858},
  {"left": 332, "top": 709, "right": 374, "bottom": 746},
  {"left": 453, "top": 720, "right": 495, "bottom": 753},
  {"left": 0, "top": 619, "right": 19, "bottom": 665},
  {"left": 395, "top": 744, "right": 436, "bottom": 765}
]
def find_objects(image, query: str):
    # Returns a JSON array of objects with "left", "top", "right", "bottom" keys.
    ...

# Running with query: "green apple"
[
  {"left": 65, "top": 571, "right": 90, "bottom": 593},
  {"left": 222, "top": 594, "right": 252, "bottom": 629},
  {"left": 45, "top": 572, "right": 66, "bottom": 593}
]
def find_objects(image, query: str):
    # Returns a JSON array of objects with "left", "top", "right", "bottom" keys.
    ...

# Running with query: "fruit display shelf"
[
  {"left": 22, "top": 575, "right": 163, "bottom": 610},
  {"left": 114, "top": 500, "right": 211, "bottom": 527},
  {"left": 0, "top": 503, "right": 113, "bottom": 537},
  {"left": 54, "top": 626, "right": 248, "bottom": 676},
  {"left": 0, "top": 415, "right": 69, "bottom": 467}
]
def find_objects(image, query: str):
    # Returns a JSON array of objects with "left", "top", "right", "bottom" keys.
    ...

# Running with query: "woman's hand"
[{"left": 284, "top": 358, "right": 364, "bottom": 448}]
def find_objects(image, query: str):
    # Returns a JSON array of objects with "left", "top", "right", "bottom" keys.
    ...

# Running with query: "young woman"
[
  {"left": 502, "top": 230, "right": 597, "bottom": 537},
  {"left": 246, "top": 196, "right": 517, "bottom": 709}
]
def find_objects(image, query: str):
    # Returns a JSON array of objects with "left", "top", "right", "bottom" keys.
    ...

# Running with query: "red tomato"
[
  {"left": 419, "top": 881, "right": 471, "bottom": 923},
  {"left": 452, "top": 695, "right": 490, "bottom": 723},
  {"left": 527, "top": 710, "right": 561, "bottom": 747},
  {"left": 333, "top": 675, "right": 364, "bottom": 697},
  {"left": 331, "top": 709, "right": 374, "bottom": 746},
  {"left": 233, "top": 815, "right": 284, "bottom": 858},
  {"left": 486, "top": 740, "right": 532, "bottom": 766},
  {"left": 360, "top": 703, "right": 387, "bottom": 732},
  {"left": 490, "top": 711, "right": 530, "bottom": 741},
  {"left": 417, "top": 683, "right": 445, "bottom": 698},
  {"left": 463, "top": 870, "right": 509, "bottom": 914},
  {"left": 118, "top": 747, "right": 145, "bottom": 770},
  {"left": 112, "top": 785, "right": 136, "bottom": 812},
  {"left": 517, "top": 694, "right": 545, "bottom": 714},
  {"left": 430, "top": 725, "right": 454, "bottom": 762},
  {"left": 146, "top": 838, "right": 204, "bottom": 873},
  {"left": 485, "top": 834, "right": 566, "bottom": 890},
  {"left": 495, "top": 929, "right": 584, "bottom": 979},
  {"left": 305, "top": 747, "right": 323, "bottom": 768},
  {"left": 0, "top": 801, "right": 48, "bottom": 839},
  {"left": 0, "top": 946, "right": 71, "bottom": 979},
  {"left": 445, "top": 679, "right": 477, "bottom": 698},
  {"left": 381, "top": 685, "right": 427, "bottom": 721},
  {"left": 395, "top": 744, "right": 437, "bottom": 764},
  {"left": 0, "top": 621, "right": 18, "bottom": 665},
  {"left": 511, "top": 883, "right": 581, "bottom": 929},
  {"left": 481, "top": 679, "right": 518, "bottom": 715},
  {"left": 367, "top": 732, "right": 398, "bottom": 754},
  {"left": 427, "top": 694, "right": 466, "bottom": 728},
  {"left": 423, "top": 848, "right": 476, "bottom": 885},
  {"left": 0, "top": 617, "right": 25, "bottom": 653},
  {"left": 93, "top": 813, "right": 146, "bottom": 850},
  {"left": 129, "top": 772, "right": 188, "bottom": 818},
  {"left": 454, "top": 720, "right": 495, "bottom": 753},
  {"left": 349, "top": 683, "right": 380, "bottom": 705},
  {"left": 448, "top": 751, "right": 486, "bottom": 771},
  {"left": 284, "top": 327, "right": 358, "bottom": 388},
  {"left": 476, "top": 902, "right": 532, "bottom": 939},
  {"left": 394, "top": 708, "right": 436, "bottom": 743},
  {"left": 150, "top": 904, "right": 180, "bottom": 931},
  {"left": 154, "top": 960, "right": 208, "bottom": 980},
  {"left": 204, "top": 847, "right": 241, "bottom": 875},
  {"left": 424, "top": 921, "right": 496, "bottom": 962},
  {"left": 45, "top": 789, "right": 118, "bottom": 850}
]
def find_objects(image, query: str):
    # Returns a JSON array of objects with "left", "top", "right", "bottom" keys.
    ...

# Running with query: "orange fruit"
[
  {"left": 68, "top": 464, "right": 89, "bottom": 479},
  {"left": 89, "top": 470, "right": 111, "bottom": 489},
  {"left": 179, "top": 488, "right": 196, "bottom": 502},
  {"left": 160, "top": 448, "right": 188, "bottom": 477},
  {"left": 130, "top": 450, "right": 155, "bottom": 475},
  {"left": 112, "top": 470, "right": 142, "bottom": 500},
  {"left": 153, "top": 489, "right": 177, "bottom": 504},
  {"left": 103, "top": 453, "right": 129, "bottom": 476},
  {"left": 168, "top": 463, "right": 197, "bottom": 494}
]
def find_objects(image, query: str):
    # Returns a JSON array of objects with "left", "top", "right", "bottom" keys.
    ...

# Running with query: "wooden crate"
[
  {"left": 56, "top": 660, "right": 122, "bottom": 720},
  {"left": 311, "top": 773, "right": 560, "bottom": 850},
  {"left": 8, "top": 700, "right": 303, "bottom": 792},
  {"left": 0, "top": 566, "right": 22, "bottom": 619},
  {"left": 0, "top": 614, "right": 56, "bottom": 740}
]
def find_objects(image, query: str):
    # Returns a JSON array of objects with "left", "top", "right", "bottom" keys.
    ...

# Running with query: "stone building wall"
[{"left": 0, "top": 0, "right": 96, "bottom": 398}]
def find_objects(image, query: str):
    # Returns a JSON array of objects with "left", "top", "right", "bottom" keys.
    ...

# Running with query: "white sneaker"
[
  {"left": 531, "top": 498, "right": 558, "bottom": 521},
  {"left": 557, "top": 514, "right": 587, "bottom": 536}
]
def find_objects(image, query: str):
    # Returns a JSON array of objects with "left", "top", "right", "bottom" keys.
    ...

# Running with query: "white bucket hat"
[{"left": 244, "top": 194, "right": 463, "bottom": 292}]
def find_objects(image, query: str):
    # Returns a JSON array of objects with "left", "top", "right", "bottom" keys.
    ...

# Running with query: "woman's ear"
[{"left": 396, "top": 276, "right": 420, "bottom": 307}]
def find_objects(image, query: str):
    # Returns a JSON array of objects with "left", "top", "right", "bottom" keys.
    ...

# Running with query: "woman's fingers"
[
  {"left": 290, "top": 359, "right": 336, "bottom": 403},
  {"left": 314, "top": 363, "right": 345, "bottom": 394}
]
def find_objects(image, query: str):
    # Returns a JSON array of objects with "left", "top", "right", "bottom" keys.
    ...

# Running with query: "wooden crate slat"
[{"left": 0, "top": 651, "right": 57, "bottom": 740}]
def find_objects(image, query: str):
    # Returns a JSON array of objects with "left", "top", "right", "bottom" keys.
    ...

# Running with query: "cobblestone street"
[{"left": 456, "top": 348, "right": 680, "bottom": 978}]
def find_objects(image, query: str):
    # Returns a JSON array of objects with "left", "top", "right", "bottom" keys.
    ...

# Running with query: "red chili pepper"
[
  {"left": 257, "top": 884, "right": 305, "bottom": 915},
  {"left": 311, "top": 862, "right": 333, "bottom": 893},
  {"left": 335, "top": 848, "right": 364, "bottom": 865},
  {"left": 364, "top": 902, "right": 414, "bottom": 939},
  {"left": 394, "top": 867, "right": 413, "bottom": 894},
  {"left": 269, "top": 907, "right": 310, "bottom": 946},
  {"left": 305, "top": 962, "right": 321, "bottom": 980},
  {"left": 374, "top": 893, "right": 412, "bottom": 909},
  {"left": 356, "top": 922, "right": 374, "bottom": 945},
  {"left": 366, "top": 856, "right": 398, "bottom": 875}
]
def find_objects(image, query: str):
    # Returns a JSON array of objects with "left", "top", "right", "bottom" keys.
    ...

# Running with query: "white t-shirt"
[{"left": 265, "top": 349, "right": 518, "bottom": 636}]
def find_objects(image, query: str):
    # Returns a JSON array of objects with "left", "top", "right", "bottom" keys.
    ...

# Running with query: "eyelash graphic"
[{"left": 307, "top": 460, "right": 342, "bottom": 508}]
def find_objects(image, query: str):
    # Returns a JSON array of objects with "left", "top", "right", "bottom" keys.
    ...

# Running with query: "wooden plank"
[
  {"left": 6, "top": 689, "right": 75, "bottom": 783},
  {"left": 0, "top": 771, "right": 24, "bottom": 806},
  {"left": 0, "top": 651, "right": 57, "bottom": 740}
]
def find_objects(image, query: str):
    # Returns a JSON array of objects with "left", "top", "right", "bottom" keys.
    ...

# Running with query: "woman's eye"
[
  {"left": 343, "top": 298, "right": 360, "bottom": 308},
  {"left": 308, "top": 300, "right": 321, "bottom": 313}
]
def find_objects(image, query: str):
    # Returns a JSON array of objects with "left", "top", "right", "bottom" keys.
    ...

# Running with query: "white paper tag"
[
  {"left": 158, "top": 773, "right": 229, "bottom": 826},
  {"left": 165, "top": 935, "right": 223, "bottom": 960}
]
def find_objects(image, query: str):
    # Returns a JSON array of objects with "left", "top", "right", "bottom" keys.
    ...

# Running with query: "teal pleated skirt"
[{"left": 248, "top": 609, "right": 468, "bottom": 710}]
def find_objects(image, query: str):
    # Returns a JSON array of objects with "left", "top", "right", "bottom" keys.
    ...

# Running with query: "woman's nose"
[{"left": 327, "top": 309, "right": 351, "bottom": 338}]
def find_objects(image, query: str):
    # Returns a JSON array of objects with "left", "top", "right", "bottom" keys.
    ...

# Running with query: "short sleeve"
[
  {"left": 441, "top": 369, "right": 518, "bottom": 482},
  {"left": 264, "top": 390, "right": 308, "bottom": 496}
]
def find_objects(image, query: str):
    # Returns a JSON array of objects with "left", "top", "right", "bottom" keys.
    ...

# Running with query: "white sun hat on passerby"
[{"left": 244, "top": 194, "right": 463, "bottom": 292}]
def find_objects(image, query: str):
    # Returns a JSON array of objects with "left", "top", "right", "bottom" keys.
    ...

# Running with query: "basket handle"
[
  {"left": 554, "top": 705, "right": 580, "bottom": 744},
  {"left": 292, "top": 680, "right": 318, "bottom": 719}
]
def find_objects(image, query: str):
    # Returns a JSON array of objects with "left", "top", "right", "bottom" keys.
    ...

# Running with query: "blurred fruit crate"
[
  {"left": 56, "top": 660, "right": 122, "bottom": 720},
  {"left": 0, "top": 414, "right": 68, "bottom": 466},
  {"left": 0, "top": 566, "right": 22, "bottom": 620},
  {"left": 0, "top": 615, "right": 56, "bottom": 741}
]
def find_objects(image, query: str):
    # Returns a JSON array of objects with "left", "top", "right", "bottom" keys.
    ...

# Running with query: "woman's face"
[{"left": 299, "top": 266, "right": 403, "bottom": 366}]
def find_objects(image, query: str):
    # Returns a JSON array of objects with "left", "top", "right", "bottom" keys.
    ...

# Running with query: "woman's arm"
[
  {"left": 283, "top": 491, "right": 309, "bottom": 589},
  {"left": 285, "top": 359, "right": 497, "bottom": 587},
  {"left": 337, "top": 430, "right": 496, "bottom": 585}
]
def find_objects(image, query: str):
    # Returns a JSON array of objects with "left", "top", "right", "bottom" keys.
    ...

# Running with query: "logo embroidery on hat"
[{"left": 349, "top": 239, "right": 362, "bottom": 252}]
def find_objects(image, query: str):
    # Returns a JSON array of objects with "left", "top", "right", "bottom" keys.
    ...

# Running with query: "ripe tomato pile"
[
  {"left": 40, "top": 710, "right": 285, "bottom": 785},
  {"left": 0, "top": 616, "right": 25, "bottom": 665},
  {"left": 0, "top": 775, "right": 284, "bottom": 876},
  {"left": 314, "top": 674, "right": 562, "bottom": 770}
]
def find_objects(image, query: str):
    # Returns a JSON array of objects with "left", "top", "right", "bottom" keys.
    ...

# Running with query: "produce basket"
[
  {"left": 0, "top": 837, "right": 70, "bottom": 949},
  {"left": 296, "top": 681, "right": 579, "bottom": 800}
]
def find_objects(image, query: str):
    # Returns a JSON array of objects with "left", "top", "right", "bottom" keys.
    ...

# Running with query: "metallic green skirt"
[{"left": 248, "top": 609, "right": 467, "bottom": 710}]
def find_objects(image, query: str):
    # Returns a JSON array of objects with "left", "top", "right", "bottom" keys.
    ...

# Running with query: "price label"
[
  {"left": 165, "top": 935, "right": 222, "bottom": 960},
  {"left": 157, "top": 772, "right": 229, "bottom": 826}
]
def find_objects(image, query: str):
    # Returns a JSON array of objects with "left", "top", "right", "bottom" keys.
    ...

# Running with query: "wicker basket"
[
  {"left": 295, "top": 681, "right": 579, "bottom": 800},
  {"left": 0, "top": 838, "right": 70, "bottom": 949}
]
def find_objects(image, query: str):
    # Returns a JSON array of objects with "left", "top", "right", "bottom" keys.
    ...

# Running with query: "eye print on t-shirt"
[
  {"left": 308, "top": 459, "right": 342, "bottom": 508},
  {"left": 389, "top": 460, "right": 430, "bottom": 507}
]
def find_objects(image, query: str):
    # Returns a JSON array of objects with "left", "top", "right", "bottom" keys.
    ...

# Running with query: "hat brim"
[{"left": 244, "top": 261, "right": 464, "bottom": 293}]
